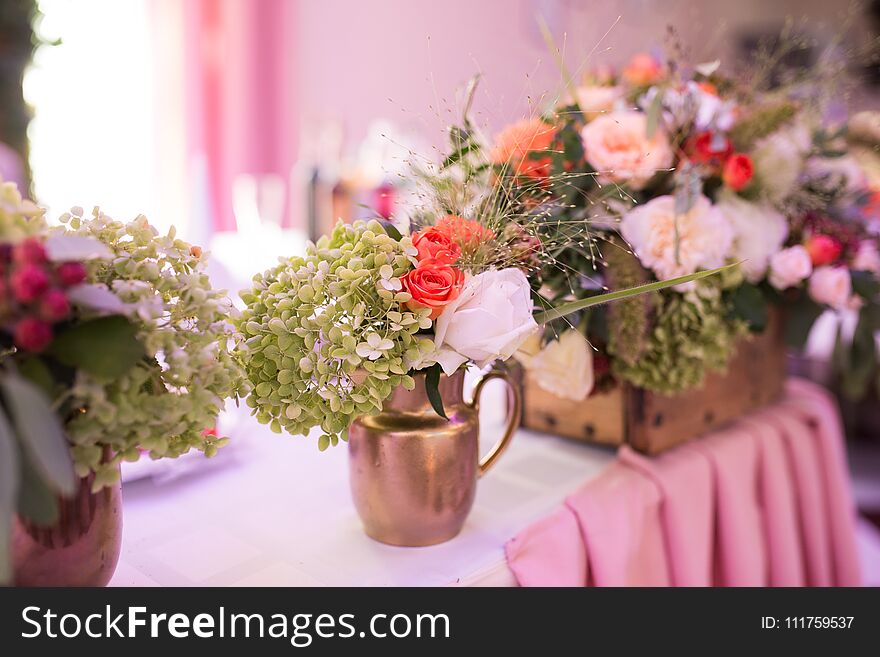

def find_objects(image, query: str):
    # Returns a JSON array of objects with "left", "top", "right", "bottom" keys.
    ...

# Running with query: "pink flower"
[
  {"left": 622, "top": 53, "right": 665, "bottom": 87},
  {"left": 809, "top": 266, "right": 852, "bottom": 310},
  {"left": 14, "top": 317, "right": 53, "bottom": 352},
  {"left": 10, "top": 264, "right": 49, "bottom": 303},
  {"left": 769, "top": 245, "right": 812, "bottom": 290},
  {"left": 39, "top": 288, "right": 71, "bottom": 321},
  {"left": 581, "top": 111, "right": 673, "bottom": 189},
  {"left": 805, "top": 234, "right": 843, "bottom": 266},
  {"left": 853, "top": 240, "right": 880, "bottom": 274},
  {"left": 56, "top": 261, "right": 88, "bottom": 287}
]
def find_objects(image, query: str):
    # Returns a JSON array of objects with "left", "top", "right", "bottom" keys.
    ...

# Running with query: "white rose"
[
  {"left": 769, "top": 245, "right": 813, "bottom": 290},
  {"left": 853, "top": 240, "right": 880, "bottom": 274},
  {"left": 620, "top": 194, "right": 733, "bottom": 287},
  {"left": 432, "top": 268, "right": 539, "bottom": 375},
  {"left": 809, "top": 266, "right": 852, "bottom": 310},
  {"left": 752, "top": 122, "right": 811, "bottom": 203},
  {"left": 524, "top": 330, "right": 594, "bottom": 401},
  {"left": 715, "top": 192, "right": 788, "bottom": 283}
]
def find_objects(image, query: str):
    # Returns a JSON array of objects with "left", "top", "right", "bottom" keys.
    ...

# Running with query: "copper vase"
[
  {"left": 12, "top": 467, "right": 123, "bottom": 587},
  {"left": 348, "top": 369, "right": 521, "bottom": 546}
]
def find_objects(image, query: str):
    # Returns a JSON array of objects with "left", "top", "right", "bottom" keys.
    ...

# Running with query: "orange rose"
[
  {"left": 412, "top": 226, "right": 461, "bottom": 265},
  {"left": 490, "top": 119, "right": 555, "bottom": 180},
  {"left": 402, "top": 258, "right": 465, "bottom": 320}
]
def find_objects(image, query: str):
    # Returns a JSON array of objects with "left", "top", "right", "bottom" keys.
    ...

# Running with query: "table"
[{"left": 109, "top": 378, "right": 615, "bottom": 587}]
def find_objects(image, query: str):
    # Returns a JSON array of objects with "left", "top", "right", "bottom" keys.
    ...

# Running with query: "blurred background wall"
[{"left": 12, "top": 0, "right": 876, "bottom": 244}]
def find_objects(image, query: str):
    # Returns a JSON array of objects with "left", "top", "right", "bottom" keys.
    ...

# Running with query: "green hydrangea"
[
  {"left": 612, "top": 282, "right": 747, "bottom": 395},
  {"left": 0, "top": 180, "right": 46, "bottom": 240},
  {"left": 58, "top": 209, "right": 247, "bottom": 488},
  {"left": 604, "top": 236, "right": 656, "bottom": 367},
  {"left": 236, "top": 220, "right": 434, "bottom": 449}
]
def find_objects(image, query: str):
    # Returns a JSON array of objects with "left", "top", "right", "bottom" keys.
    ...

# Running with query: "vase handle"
[{"left": 468, "top": 370, "right": 521, "bottom": 477}]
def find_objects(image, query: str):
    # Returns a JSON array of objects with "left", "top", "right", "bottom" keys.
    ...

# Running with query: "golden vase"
[{"left": 348, "top": 368, "right": 520, "bottom": 547}]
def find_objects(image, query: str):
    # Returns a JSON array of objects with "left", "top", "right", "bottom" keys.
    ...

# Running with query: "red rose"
[
  {"left": 412, "top": 226, "right": 461, "bottom": 265},
  {"left": 689, "top": 131, "right": 732, "bottom": 165},
  {"left": 805, "top": 234, "right": 843, "bottom": 266},
  {"left": 14, "top": 317, "right": 53, "bottom": 352},
  {"left": 722, "top": 153, "right": 753, "bottom": 191},
  {"left": 401, "top": 258, "right": 465, "bottom": 320}
]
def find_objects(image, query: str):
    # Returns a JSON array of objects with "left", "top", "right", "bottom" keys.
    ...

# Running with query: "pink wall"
[{"left": 293, "top": 0, "right": 851, "bottom": 150}]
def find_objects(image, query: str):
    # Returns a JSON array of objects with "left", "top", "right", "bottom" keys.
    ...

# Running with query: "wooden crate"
[{"left": 520, "top": 311, "right": 786, "bottom": 454}]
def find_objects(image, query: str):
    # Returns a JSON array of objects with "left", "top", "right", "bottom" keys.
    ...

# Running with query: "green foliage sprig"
[{"left": 236, "top": 220, "right": 434, "bottom": 449}]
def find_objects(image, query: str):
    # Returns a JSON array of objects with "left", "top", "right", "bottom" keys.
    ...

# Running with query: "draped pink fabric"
[{"left": 505, "top": 379, "right": 862, "bottom": 587}]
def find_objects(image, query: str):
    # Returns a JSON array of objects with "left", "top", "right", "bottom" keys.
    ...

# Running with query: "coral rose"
[
  {"left": 622, "top": 53, "right": 664, "bottom": 87},
  {"left": 490, "top": 119, "right": 555, "bottom": 180},
  {"left": 402, "top": 258, "right": 465, "bottom": 320},
  {"left": 411, "top": 226, "right": 461, "bottom": 265},
  {"left": 434, "top": 215, "right": 495, "bottom": 248},
  {"left": 581, "top": 111, "right": 673, "bottom": 189}
]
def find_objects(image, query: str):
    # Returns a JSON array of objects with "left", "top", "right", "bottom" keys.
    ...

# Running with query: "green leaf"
[
  {"left": 784, "top": 294, "right": 824, "bottom": 350},
  {"left": 645, "top": 89, "right": 664, "bottom": 138},
  {"left": 18, "top": 357, "right": 54, "bottom": 396},
  {"left": 0, "top": 408, "right": 20, "bottom": 584},
  {"left": 533, "top": 264, "right": 738, "bottom": 324},
  {"left": 48, "top": 315, "right": 145, "bottom": 380},
  {"left": 851, "top": 270, "right": 880, "bottom": 301},
  {"left": 424, "top": 363, "right": 447, "bottom": 420},
  {"left": 0, "top": 373, "right": 75, "bottom": 497},
  {"left": 381, "top": 222, "right": 403, "bottom": 242},
  {"left": 729, "top": 282, "right": 768, "bottom": 332},
  {"left": 839, "top": 307, "right": 878, "bottom": 399},
  {"left": 16, "top": 449, "right": 60, "bottom": 527}
]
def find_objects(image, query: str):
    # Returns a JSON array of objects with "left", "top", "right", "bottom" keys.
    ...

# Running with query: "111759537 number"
[{"left": 762, "top": 616, "right": 854, "bottom": 629}]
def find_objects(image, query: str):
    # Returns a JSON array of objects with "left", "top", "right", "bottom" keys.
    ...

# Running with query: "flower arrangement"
[
  {"left": 0, "top": 179, "right": 246, "bottom": 582},
  {"left": 236, "top": 137, "right": 724, "bottom": 448},
  {"left": 472, "top": 44, "right": 880, "bottom": 401}
]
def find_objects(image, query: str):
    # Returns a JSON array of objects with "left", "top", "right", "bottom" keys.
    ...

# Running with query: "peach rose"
[
  {"left": 572, "top": 85, "right": 622, "bottom": 121},
  {"left": 411, "top": 226, "right": 461, "bottom": 265},
  {"left": 490, "top": 119, "right": 555, "bottom": 180},
  {"left": 620, "top": 194, "right": 733, "bottom": 284},
  {"left": 622, "top": 53, "right": 664, "bottom": 87},
  {"left": 402, "top": 258, "right": 465, "bottom": 320},
  {"left": 581, "top": 111, "right": 673, "bottom": 189},
  {"left": 809, "top": 266, "right": 852, "bottom": 310}
]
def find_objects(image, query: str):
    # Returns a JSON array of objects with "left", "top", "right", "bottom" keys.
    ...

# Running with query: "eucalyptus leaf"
[
  {"left": 645, "top": 89, "right": 665, "bottom": 138},
  {"left": 0, "top": 373, "right": 75, "bottom": 497},
  {"left": 16, "top": 449, "right": 60, "bottom": 527},
  {"left": 425, "top": 363, "right": 447, "bottom": 420},
  {"left": 784, "top": 295, "right": 824, "bottom": 350},
  {"left": 533, "top": 264, "right": 738, "bottom": 324},
  {"left": 48, "top": 315, "right": 145, "bottom": 380},
  {"left": 0, "top": 408, "right": 20, "bottom": 584}
]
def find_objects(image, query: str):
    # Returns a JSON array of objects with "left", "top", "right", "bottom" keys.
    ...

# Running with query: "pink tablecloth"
[{"left": 504, "top": 379, "right": 861, "bottom": 587}]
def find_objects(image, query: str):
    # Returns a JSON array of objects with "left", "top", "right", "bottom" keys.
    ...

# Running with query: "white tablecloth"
[{"left": 109, "top": 378, "right": 614, "bottom": 587}]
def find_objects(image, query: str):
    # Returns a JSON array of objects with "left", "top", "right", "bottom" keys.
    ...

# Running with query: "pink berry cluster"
[{"left": 0, "top": 237, "right": 88, "bottom": 352}]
